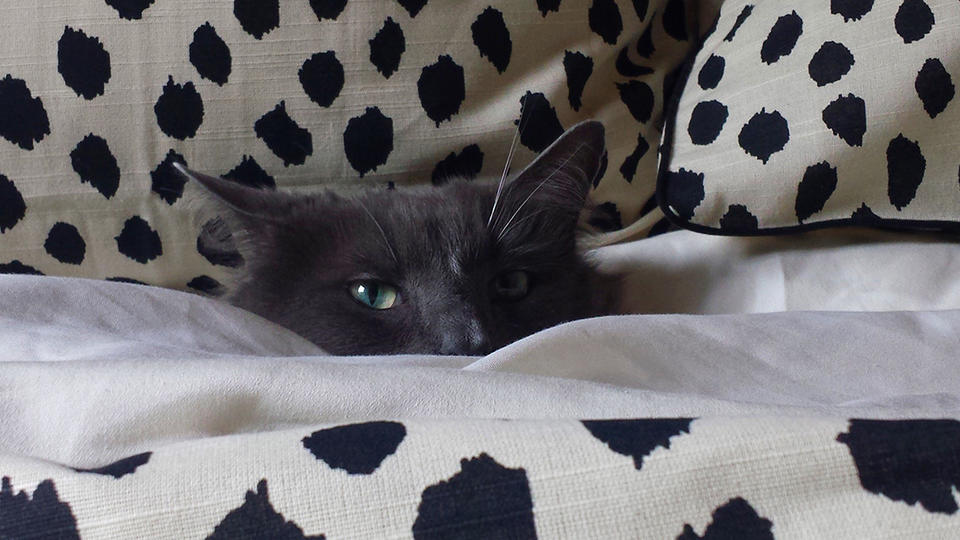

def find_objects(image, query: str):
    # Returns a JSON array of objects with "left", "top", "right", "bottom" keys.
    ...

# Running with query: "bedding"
[
  {"left": 659, "top": 0, "right": 960, "bottom": 234},
  {"left": 3, "top": 228, "right": 960, "bottom": 538},
  {"left": 0, "top": 0, "right": 705, "bottom": 288}
]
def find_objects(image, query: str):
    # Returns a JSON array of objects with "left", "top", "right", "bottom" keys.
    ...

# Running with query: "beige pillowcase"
[
  {"left": 659, "top": 0, "right": 959, "bottom": 235},
  {"left": 0, "top": 0, "right": 701, "bottom": 290}
]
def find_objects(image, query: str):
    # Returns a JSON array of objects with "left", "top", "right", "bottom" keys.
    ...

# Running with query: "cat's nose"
[
  {"left": 436, "top": 317, "right": 490, "bottom": 356},
  {"left": 438, "top": 333, "right": 491, "bottom": 356}
]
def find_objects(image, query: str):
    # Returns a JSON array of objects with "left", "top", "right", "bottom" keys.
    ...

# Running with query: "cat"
[{"left": 176, "top": 120, "right": 617, "bottom": 355}]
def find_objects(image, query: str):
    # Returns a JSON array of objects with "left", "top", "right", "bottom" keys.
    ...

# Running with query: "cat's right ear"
[{"left": 174, "top": 163, "right": 288, "bottom": 220}]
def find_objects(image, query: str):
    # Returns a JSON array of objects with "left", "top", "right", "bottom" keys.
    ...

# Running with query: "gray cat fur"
[{"left": 177, "top": 121, "right": 617, "bottom": 355}]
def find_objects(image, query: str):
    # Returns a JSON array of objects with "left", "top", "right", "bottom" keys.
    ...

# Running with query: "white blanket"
[
  {"left": 3, "top": 228, "right": 960, "bottom": 539},
  {"left": 3, "top": 227, "right": 959, "bottom": 467}
]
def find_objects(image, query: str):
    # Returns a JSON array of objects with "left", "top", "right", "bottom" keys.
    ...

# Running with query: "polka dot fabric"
[
  {"left": 0, "top": 0, "right": 703, "bottom": 289},
  {"left": 659, "top": 0, "right": 960, "bottom": 235}
]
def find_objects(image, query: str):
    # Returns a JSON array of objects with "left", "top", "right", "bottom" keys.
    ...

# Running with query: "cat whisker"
[
  {"left": 495, "top": 142, "right": 588, "bottom": 244},
  {"left": 488, "top": 98, "right": 532, "bottom": 229},
  {"left": 357, "top": 199, "right": 399, "bottom": 265}
]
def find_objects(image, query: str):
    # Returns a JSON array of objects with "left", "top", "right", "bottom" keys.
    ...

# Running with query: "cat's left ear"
[{"left": 497, "top": 120, "right": 605, "bottom": 224}]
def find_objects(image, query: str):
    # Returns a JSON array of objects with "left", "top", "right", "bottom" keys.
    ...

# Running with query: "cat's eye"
[
  {"left": 492, "top": 270, "right": 530, "bottom": 301},
  {"left": 349, "top": 281, "right": 398, "bottom": 310}
]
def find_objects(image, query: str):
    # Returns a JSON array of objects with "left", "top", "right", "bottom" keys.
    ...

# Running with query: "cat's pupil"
[{"left": 493, "top": 270, "right": 530, "bottom": 301}]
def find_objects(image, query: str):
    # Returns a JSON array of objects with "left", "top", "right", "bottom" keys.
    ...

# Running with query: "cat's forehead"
[{"left": 321, "top": 183, "right": 493, "bottom": 270}]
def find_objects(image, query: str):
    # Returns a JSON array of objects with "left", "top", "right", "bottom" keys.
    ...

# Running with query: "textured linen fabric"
[
  {"left": 0, "top": 0, "right": 704, "bottom": 289},
  {"left": 660, "top": 0, "right": 960, "bottom": 233},
  {"left": 2, "top": 228, "right": 960, "bottom": 537}
]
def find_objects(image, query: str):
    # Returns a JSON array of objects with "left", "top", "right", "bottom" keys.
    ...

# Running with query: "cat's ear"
[
  {"left": 500, "top": 120, "right": 605, "bottom": 219},
  {"left": 174, "top": 163, "right": 289, "bottom": 219}
]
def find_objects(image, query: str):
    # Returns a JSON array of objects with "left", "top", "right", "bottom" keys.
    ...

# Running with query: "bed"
[{"left": 2, "top": 0, "right": 959, "bottom": 538}]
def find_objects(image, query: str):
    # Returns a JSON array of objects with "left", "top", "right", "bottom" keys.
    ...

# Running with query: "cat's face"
[{"left": 179, "top": 121, "right": 613, "bottom": 355}]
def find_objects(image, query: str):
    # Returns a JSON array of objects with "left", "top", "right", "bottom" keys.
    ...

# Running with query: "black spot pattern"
[
  {"left": 915, "top": 58, "right": 954, "bottom": 119},
  {"left": 698, "top": 55, "right": 725, "bottom": 90},
  {"left": 417, "top": 55, "right": 465, "bottom": 127},
  {"left": 0, "top": 75, "right": 50, "bottom": 150},
  {"left": 583, "top": 419, "right": 692, "bottom": 469},
  {"left": 688, "top": 100, "right": 728, "bottom": 145},
  {"left": 517, "top": 91, "right": 564, "bottom": 153},
  {"left": 154, "top": 76, "right": 204, "bottom": 140},
  {"left": 563, "top": 51, "right": 593, "bottom": 111},
  {"left": 303, "top": 421, "right": 406, "bottom": 474},
  {"left": 151, "top": 150, "right": 188, "bottom": 205},
  {"left": 310, "top": 0, "right": 347, "bottom": 21},
  {"left": 724, "top": 5, "right": 754, "bottom": 42},
  {"left": 636, "top": 23, "right": 656, "bottom": 58},
  {"left": 413, "top": 454, "right": 535, "bottom": 540},
  {"left": 588, "top": 201, "right": 623, "bottom": 232},
  {"left": 197, "top": 218, "right": 243, "bottom": 268},
  {"left": 44, "top": 223, "right": 85, "bottom": 265},
  {"left": 58, "top": 27, "right": 111, "bottom": 99},
  {"left": 662, "top": 0, "right": 688, "bottom": 41},
  {"left": 678, "top": 497, "right": 774, "bottom": 540},
  {"left": 187, "top": 275, "right": 223, "bottom": 295},
  {"left": 795, "top": 161, "right": 838, "bottom": 223},
  {"left": 299, "top": 51, "right": 345, "bottom": 108},
  {"left": 664, "top": 168, "right": 705, "bottom": 220},
  {"left": 104, "top": 0, "right": 155, "bottom": 20},
  {"left": 588, "top": 0, "right": 623, "bottom": 45},
  {"left": 761, "top": 11, "right": 803, "bottom": 65},
  {"left": 70, "top": 134, "right": 121, "bottom": 199},
  {"left": 616, "top": 47, "right": 654, "bottom": 77},
  {"left": 72, "top": 452, "right": 152, "bottom": 478},
  {"left": 190, "top": 23, "right": 231, "bottom": 86},
  {"left": 850, "top": 202, "right": 881, "bottom": 224},
  {"left": 809, "top": 41, "right": 855, "bottom": 87},
  {"left": 369, "top": 18, "right": 405, "bottom": 79},
  {"left": 209, "top": 480, "right": 326, "bottom": 540},
  {"left": 536, "top": 0, "right": 560, "bottom": 17},
  {"left": 886, "top": 134, "right": 925, "bottom": 210},
  {"left": 471, "top": 7, "right": 511, "bottom": 74},
  {"left": 617, "top": 80, "right": 655, "bottom": 123},
  {"left": 106, "top": 276, "right": 146, "bottom": 285},
  {"left": 895, "top": 0, "right": 934, "bottom": 44},
  {"left": 254, "top": 101, "right": 314, "bottom": 166},
  {"left": 432, "top": 144, "right": 484, "bottom": 185},
  {"left": 838, "top": 419, "right": 960, "bottom": 514},
  {"left": 0, "top": 260, "right": 43, "bottom": 275},
  {"left": 397, "top": 0, "right": 427, "bottom": 18},
  {"left": 116, "top": 216, "right": 162, "bottom": 263},
  {"left": 632, "top": 0, "right": 649, "bottom": 20},
  {"left": 0, "top": 477, "right": 79, "bottom": 539},
  {"left": 0, "top": 173, "right": 26, "bottom": 233},
  {"left": 719, "top": 204, "right": 758, "bottom": 232},
  {"left": 738, "top": 108, "right": 789, "bottom": 164},
  {"left": 225, "top": 155, "right": 276, "bottom": 189},
  {"left": 234, "top": 0, "right": 279, "bottom": 39},
  {"left": 831, "top": 0, "right": 874, "bottom": 22},
  {"left": 822, "top": 93, "right": 866, "bottom": 147},
  {"left": 343, "top": 107, "right": 394, "bottom": 176}
]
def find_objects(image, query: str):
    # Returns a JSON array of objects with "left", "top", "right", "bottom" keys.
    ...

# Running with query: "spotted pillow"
[
  {"left": 0, "top": 0, "right": 704, "bottom": 290},
  {"left": 658, "top": 0, "right": 959, "bottom": 235}
]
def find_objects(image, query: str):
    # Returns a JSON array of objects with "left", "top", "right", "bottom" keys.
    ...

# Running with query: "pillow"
[
  {"left": 658, "top": 0, "right": 959, "bottom": 235},
  {"left": 0, "top": 0, "right": 701, "bottom": 290}
]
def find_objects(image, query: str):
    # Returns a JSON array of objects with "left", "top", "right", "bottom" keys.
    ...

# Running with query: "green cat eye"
[
  {"left": 493, "top": 270, "right": 530, "bottom": 301},
  {"left": 349, "top": 281, "right": 398, "bottom": 310}
]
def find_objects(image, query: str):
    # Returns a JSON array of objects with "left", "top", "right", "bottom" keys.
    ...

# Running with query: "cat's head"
[{"left": 178, "top": 120, "right": 613, "bottom": 355}]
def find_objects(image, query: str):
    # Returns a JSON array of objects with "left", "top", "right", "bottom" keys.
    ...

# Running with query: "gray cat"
[{"left": 176, "top": 121, "right": 616, "bottom": 355}]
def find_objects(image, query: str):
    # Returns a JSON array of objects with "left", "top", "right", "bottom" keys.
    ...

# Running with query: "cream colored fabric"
[
  {"left": 0, "top": 0, "right": 701, "bottom": 288},
  {"left": 662, "top": 0, "right": 960, "bottom": 232}
]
